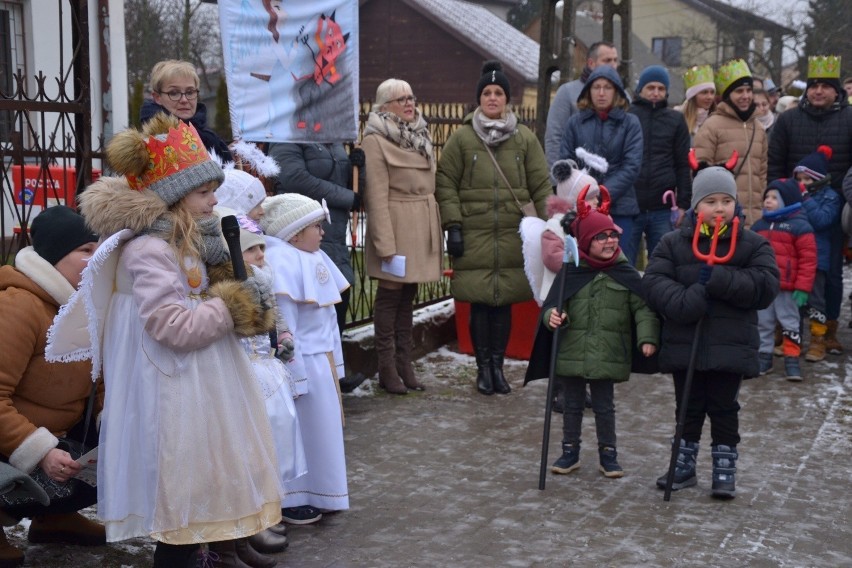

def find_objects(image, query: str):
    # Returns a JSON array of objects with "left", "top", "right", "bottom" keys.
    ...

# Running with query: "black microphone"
[{"left": 221, "top": 215, "right": 247, "bottom": 281}]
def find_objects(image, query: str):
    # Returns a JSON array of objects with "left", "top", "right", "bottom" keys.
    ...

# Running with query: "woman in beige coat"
[
  {"left": 362, "top": 78, "right": 443, "bottom": 394},
  {"left": 694, "top": 60, "right": 767, "bottom": 228}
]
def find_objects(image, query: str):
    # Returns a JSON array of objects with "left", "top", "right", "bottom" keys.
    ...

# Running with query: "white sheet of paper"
[
  {"left": 381, "top": 255, "right": 406, "bottom": 278},
  {"left": 74, "top": 447, "right": 99, "bottom": 487}
]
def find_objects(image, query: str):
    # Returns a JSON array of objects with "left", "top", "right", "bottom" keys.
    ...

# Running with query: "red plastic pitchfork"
[{"left": 663, "top": 212, "right": 739, "bottom": 501}]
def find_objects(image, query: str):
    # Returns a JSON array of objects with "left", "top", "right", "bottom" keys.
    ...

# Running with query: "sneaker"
[
  {"left": 281, "top": 506, "right": 323, "bottom": 525},
  {"left": 598, "top": 446, "right": 624, "bottom": 479},
  {"left": 758, "top": 352, "right": 773, "bottom": 375},
  {"left": 551, "top": 443, "right": 580, "bottom": 474},
  {"left": 784, "top": 356, "right": 803, "bottom": 382}
]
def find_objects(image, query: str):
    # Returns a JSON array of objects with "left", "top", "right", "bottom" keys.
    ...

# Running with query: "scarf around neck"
[
  {"left": 141, "top": 214, "right": 230, "bottom": 266},
  {"left": 364, "top": 110, "right": 434, "bottom": 166},
  {"left": 471, "top": 107, "right": 518, "bottom": 147}
]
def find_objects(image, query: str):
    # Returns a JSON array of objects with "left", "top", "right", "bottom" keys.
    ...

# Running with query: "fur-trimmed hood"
[{"left": 79, "top": 176, "right": 168, "bottom": 236}]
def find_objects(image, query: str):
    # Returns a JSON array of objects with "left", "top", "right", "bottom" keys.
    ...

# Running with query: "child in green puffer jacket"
[{"left": 526, "top": 190, "right": 659, "bottom": 479}]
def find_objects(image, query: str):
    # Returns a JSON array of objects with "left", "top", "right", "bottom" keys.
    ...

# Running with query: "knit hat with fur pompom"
[
  {"left": 105, "top": 113, "right": 224, "bottom": 207},
  {"left": 260, "top": 193, "right": 330, "bottom": 242}
]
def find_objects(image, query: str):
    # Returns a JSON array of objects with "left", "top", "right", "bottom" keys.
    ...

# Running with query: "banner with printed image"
[{"left": 218, "top": 0, "right": 359, "bottom": 143}]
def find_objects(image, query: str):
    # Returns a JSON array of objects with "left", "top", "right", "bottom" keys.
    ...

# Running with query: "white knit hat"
[
  {"left": 260, "top": 193, "right": 330, "bottom": 242},
  {"left": 215, "top": 169, "right": 267, "bottom": 214}
]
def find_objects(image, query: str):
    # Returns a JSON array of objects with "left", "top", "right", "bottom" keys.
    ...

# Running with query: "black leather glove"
[
  {"left": 446, "top": 225, "right": 464, "bottom": 258},
  {"left": 351, "top": 191, "right": 362, "bottom": 211},
  {"left": 349, "top": 148, "right": 366, "bottom": 169}
]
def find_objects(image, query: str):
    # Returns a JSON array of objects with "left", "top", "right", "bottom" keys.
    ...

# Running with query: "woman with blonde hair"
[
  {"left": 362, "top": 78, "right": 444, "bottom": 394},
  {"left": 677, "top": 65, "right": 717, "bottom": 141}
]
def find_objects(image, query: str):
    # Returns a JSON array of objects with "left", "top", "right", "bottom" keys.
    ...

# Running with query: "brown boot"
[
  {"left": 374, "top": 286, "right": 407, "bottom": 394},
  {"left": 805, "top": 321, "right": 827, "bottom": 362},
  {"left": 825, "top": 320, "right": 844, "bottom": 354},
  {"left": 395, "top": 284, "right": 424, "bottom": 391},
  {"left": 235, "top": 537, "right": 283, "bottom": 568},
  {"left": 27, "top": 512, "right": 105, "bottom": 546},
  {"left": 207, "top": 540, "right": 253, "bottom": 567},
  {"left": 0, "top": 529, "right": 24, "bottom": 568}
]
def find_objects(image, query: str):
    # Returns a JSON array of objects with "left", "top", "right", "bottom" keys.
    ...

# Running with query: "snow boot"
[
  {"left": 0, "top": 529, "right": 24, "bottom": 568},
  {"left": 805, "top": 320, "right": 827, "bottom": 362},
  {"left": 758, "top": 352, "right": 773, "bottom": 375},
  {"left": 656, "top": 439, "right": 699, "bottom": 490},
  {"left": 551, "top": 442, "right": 580, "bottom": 474},
  {"left": 395, "top": 284, "right": 424, "bottom": 391},
  {"left": 711, "top": 444, "right": 738, "bottom": 499},
  {"left": 374, "top": 287, "right": 407, "bottom": 395},
  {"left": 784, "top": 356, "right": 803, "bottom": 382},
  {"left": 490, "top": 306, "right": 512, "bottom": 394},
  {"left": 27, "top": 512, "right": 105, "bottom": 546},
  {"left": 598, "top": 445, "right": 624, "bottom": 478},
  {"left": 470, "top": 306, "right": 493, "bottom": 395},
  {"left": 825, "top": 320, "right": 844, "bottom": 354},
  {"left": 246, "top": 529, "right": 288, "bottom": 554},
  {"left": 207, "top": 539, "right": 253, "bottom": 567},
  {"left": 236, "top": 537, "right": 284, "bottom": 567}
]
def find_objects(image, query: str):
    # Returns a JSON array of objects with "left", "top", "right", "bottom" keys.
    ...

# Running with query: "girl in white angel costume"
[
  {"left": 46, "top": 114, "right": 284, "bottom": 567},
  {"left": 260, "top": 193, "right": 350, "bottom": 520}
]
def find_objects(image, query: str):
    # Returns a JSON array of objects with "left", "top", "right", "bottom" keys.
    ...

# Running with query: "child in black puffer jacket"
[{"left": 642, "top": 166, "right": 780, "bottom": 499}]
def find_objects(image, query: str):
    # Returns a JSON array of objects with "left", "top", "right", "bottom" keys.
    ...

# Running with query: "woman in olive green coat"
[{"left": 436, "top": 61, "right": 552, "bottom": 396}]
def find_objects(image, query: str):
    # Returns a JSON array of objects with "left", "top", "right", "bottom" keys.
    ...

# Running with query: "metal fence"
[
  {"left": 0, "top": 0, "right": 101, "bottom": 265},
  {"left": 344, "top": 101, "right": 536, "bottom": 328}
]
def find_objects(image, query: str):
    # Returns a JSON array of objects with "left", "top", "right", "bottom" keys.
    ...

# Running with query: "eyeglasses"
[
  {"left": 391, "top": 95, "right": 416, "bottom": 105},
  {"left": 158, "top": 89, "right": 199, "bottom": 101},
  {"left": 592, "top": 231, "right": 620, "bottom": 243}
]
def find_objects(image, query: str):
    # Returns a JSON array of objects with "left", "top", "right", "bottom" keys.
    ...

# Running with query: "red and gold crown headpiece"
[{"left": 106, "top": 113, "right": 224, "bottom": 206}]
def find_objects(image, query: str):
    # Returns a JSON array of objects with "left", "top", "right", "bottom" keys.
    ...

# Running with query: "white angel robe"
[{"left": 265, "top": 235, "right": 350, "bottom": 512}]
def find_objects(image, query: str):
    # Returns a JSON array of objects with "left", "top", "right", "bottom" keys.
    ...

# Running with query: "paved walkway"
[{"left": 8, "top": 317, "right": 852, "bottom": 567}]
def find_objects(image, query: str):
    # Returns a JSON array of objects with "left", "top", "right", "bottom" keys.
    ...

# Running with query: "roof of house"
[
  {"left": 682, "top": 0, "right": 793, "bottom": 36},
  {"left": 403, "top": 0, "right": 541, "bottom": 82}
]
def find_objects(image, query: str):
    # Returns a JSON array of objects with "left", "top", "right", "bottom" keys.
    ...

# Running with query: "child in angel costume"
[
  {"left": 259, "top": 193, "right": 350, "bottom": 524},
  {"left": 46, "top": 114, "right": 285, "bottom": 567}
]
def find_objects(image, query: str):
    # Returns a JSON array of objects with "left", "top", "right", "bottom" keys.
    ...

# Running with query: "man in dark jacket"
[
  {"left": 627, "top": 65, "right": 692, "bottom": 264},
  {"left": 770, "top": 55, "right": 852, "bottom": 354}
]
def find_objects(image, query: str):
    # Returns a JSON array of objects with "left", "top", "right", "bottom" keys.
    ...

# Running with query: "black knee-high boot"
[
  {"left": 469, "top": 303, "right": 493, "bottom": 395},
  {"left": 490, "top": 305, "right": 512, "bottom": 394}
]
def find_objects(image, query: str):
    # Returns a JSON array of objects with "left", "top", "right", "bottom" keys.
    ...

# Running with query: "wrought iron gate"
[{"left": 0, "top": 0, "right": 98, "bottom": 264}]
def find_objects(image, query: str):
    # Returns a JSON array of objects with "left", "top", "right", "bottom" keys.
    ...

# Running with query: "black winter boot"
[
  {"left": 152, "top": 542, "right": 200, "bottom": 568},
  {"left": 598, "top": 445, "right": 624, "bottom": 478},
  {"left": 489, "top": 306, "right": 512, "bottom": 394},
  {"left": 711, "top": 444, "right": 738, "bottom": 499},
  {"left": 470, "top": 305, "right": 493, "bottom": 395},
  {"left": 656, "top": 439, "right": 699, "bottom": 490},
  {"left": 551, "top": 442, "right": 580, "bottom": 474}
]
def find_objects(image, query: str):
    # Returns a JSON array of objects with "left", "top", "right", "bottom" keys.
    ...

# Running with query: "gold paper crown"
[
  {"left": 684, "top": 65, "right": 714, "bottom": 91},
  {"left": 126, "top": 121, "right": 211, "bottom": 191},
  {"left": 808, "top": 55, "right": 841, "bottom": 80},
  {"left": 715, "top": 59, "right": 751, "bottom": 96}
]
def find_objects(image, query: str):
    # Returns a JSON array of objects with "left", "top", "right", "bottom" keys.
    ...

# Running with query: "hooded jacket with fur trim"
[{"left": 0, "top": 249, "right": 102, "bottom": 473}]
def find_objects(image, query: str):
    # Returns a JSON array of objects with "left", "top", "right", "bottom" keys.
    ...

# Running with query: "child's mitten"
[{"left": 209, "top": 276, "right": 276, "bottom": 336}]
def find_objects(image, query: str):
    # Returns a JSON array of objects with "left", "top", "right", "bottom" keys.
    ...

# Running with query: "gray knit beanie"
[{"left": 690, "top": 166, "right": 737, "bottom": 209}]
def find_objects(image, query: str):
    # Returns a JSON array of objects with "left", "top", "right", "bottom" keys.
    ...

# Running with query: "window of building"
[{"left": 652, "top": 36, "right": 682, "bottom": 67}]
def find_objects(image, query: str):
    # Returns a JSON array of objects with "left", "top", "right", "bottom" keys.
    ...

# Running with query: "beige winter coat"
[
  {"left": 694, "top": 101, "right": 768, "bottom": 228},
  {"left": 362, "top": 133, "right": 443, "bottom": 283}
]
